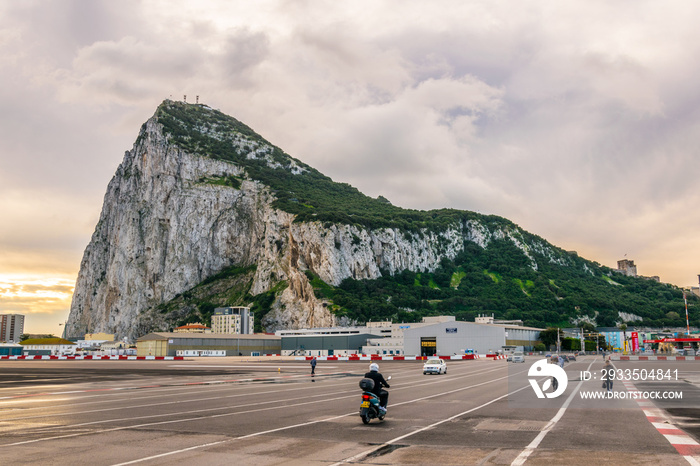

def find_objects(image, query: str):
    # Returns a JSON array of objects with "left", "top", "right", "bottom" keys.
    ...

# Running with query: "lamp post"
[
  {"left": 58, "top": 321, "right": 67, "bottom": 339},
  {"left": 557, "top": 328, "right": 561, "bottom": 354},
  {"left": 685, "top": 292, "right": 690, "bottom": 336}
]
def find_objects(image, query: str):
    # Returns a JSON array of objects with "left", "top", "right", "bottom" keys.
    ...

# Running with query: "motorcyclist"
[{"left": 364, "top": 363, "right": 390, "bottom": 413}]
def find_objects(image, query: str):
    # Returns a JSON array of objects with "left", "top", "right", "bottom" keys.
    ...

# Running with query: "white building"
[
  {"left": 277, "top": 322, "right": 392, "bottom": 356},
  {"left": 100, "top": 340, "right": 135, "bottom": 356},
  {"left": 20, "top": 337, "right": 77, "bottom": 356},
  {"left": 76, "top": 332, "right": 116, "bottom": 349},
  {"left": 361, "top": 316, "right": 457, "bottom": 355},
  {"left": 212, "top": 307, "right": 254, "bottom": 334},
  {"left": 278, "top": 316, "right": 543, "bottom": 356},
  {"left": 404, "top": 320, "right": 506, "bottom": 356}
]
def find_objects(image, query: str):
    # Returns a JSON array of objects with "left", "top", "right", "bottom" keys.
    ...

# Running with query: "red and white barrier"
[
  {"left": 0, "top": 355, "right": 184, "bottom": 360},
  {"left": 614, "top": 355, "right": 700, "bottom": 361},
  {"left": 623, "top": 380, "right": 700, "bottom": 462},
  {"left": 295, "top": 354, "right": 483, "bottom": 361}
]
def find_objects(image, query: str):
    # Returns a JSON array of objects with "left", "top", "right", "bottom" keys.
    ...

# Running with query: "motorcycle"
[{"left": 358, "top": 375, "right": 391, "bottom": 424}]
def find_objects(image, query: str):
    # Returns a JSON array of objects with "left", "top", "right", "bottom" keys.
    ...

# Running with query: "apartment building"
[
  {"left": 211, "top": 307, "right": 254, "bottom": 334},
  {"left": 0, "top": 314, "right": 25, "bottom": 343}
]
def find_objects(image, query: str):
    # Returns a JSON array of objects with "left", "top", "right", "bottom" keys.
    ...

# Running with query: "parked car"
[
  {"left": 568, "top": 354, "right": 576, "bottom": 361},
  {"left": 423, "top": 358, "right": 447, "bottom": 375}
]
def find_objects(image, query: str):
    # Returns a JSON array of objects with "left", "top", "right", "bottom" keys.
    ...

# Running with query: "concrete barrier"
[
  {"left": 295, "top": 354, "right": 482, "bottom": 361},
  {"left": 485, "top": 354, "right": 507, "bottom": 360},
  {"left": 0, "top": 355, "right": 185, "bottom": 361},
  {"left": 613, "top": 355, "right": 700, "bottom": 361}
]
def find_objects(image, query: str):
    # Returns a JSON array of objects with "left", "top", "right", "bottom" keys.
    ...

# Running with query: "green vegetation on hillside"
[
  {"left": 152, "top": 265, "right": 274, "bottom": 332},
  {"left": 450, "top": 271, "right": 467, "bottom": 288},
  {"left": 307, "top": 240, "right": 698, "bottom": 329},
  {"left": 198, "top": 174, "right": 242, "bottom": 189},
  {"left": 155, "top": 100, "right": 513, "bottom": 233}
]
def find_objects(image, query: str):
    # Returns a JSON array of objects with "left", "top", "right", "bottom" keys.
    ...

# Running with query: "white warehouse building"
[
  {"left": 404, "top": 320, "right": 507, "bottom": 356},
  {"left": 278, "top": 316, "right": 543, "bottom": 357}
]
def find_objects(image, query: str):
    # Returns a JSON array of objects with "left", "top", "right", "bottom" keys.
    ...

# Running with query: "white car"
[
  {"left": 423, "top": 358, "right": 447, "bottom": 375},
  {"left": 512, "top": 352, "right": 525, "bottom": 363}
]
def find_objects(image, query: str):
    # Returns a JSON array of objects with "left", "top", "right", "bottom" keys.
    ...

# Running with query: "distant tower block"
[
  {"left": 617, "top": 259, "right": 637, "bottom": 277},
  {"left": 196, "top": 95, "right": 199, "bottom": 104}
]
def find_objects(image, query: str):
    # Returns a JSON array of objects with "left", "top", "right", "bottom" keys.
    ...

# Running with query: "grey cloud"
[
  {"left": 5, "top": 0, "right": 145, "bottom": 66},
  {"left": 220, "top": 29, "right": 270, "bottom": 84},
  {"left": 2, "top": 0, "right": 700, "bottom": 296},
  {"left": 66, "top": 37, "right": 205, "bottom": 104}
]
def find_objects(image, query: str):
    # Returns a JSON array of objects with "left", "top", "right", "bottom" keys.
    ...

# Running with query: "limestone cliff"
[{"left": 66, "top": 101, "right": 568, "bottom": 341}]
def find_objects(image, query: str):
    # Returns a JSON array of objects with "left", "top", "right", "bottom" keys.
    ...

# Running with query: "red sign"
[
  {"left": 642, "top": 338, "right": 700, "bottom": 343},
  {"left": 631, "top": 332, "right": 639, "bottom": 352}
]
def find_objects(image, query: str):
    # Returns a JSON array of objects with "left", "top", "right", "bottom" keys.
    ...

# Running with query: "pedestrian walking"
[
  {"left": 602, "top": 359, "right": 613, "bottom": 391},
  {"left": 310, "top": 356, "right": 317, "bottom": 376}
]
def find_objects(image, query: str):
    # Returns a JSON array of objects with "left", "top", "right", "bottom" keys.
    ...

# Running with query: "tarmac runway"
[{"left": 1, "top": 356, "right": 698, "bottom": 465}]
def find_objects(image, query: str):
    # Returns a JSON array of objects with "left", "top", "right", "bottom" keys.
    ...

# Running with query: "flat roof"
[
  {"left": 137, "top": 332, "right": 280, "bottom": 342},
  {"left": 409, "top": 321, "right": 544, "bottom": 332},
  {"left": 486, "top": 323, "right": 544, "bottom": 332},
  {"left": 280, "top": 333, "right": 377, "bottom": 339}
]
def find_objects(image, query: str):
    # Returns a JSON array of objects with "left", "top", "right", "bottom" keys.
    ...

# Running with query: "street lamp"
[
  {"left": 58, "top": 320, "right": 67, "bottom": 338},
  {"left": 557, "top": 328, "right": 561, "bottom": 354}
]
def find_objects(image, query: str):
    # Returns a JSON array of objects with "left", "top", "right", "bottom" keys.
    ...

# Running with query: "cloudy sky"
[{"left": 1, "top": 1, "right": 699, "bottom": 335}]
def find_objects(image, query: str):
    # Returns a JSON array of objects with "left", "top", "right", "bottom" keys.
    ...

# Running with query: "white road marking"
[
  {"left": 0, "top": 364, "right": 505, "bottom": 445},
  {"left": 0, "top": 364, "right": 494, "bottom": 422},
  {"left": 108, "top": 367, "right": 529, "bottom": 466},
  {"left": 510, "top": 359, "right": 597, "bottom": 466},
  {"left": 330, "top": 385, "right": 531, "bottom": 466},
  {"left": 0, "top": 365, "right": 420, "bottom": 419}
]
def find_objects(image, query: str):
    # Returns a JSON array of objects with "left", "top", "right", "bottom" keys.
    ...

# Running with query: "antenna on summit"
[
  {"left": 196, "top": 95, "right": 199, "bottom": 104},
  {"left": 183, "top": 95, "right": 187, "bottom": 103}
]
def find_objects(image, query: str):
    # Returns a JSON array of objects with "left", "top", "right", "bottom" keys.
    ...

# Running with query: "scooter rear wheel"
[{"left": 361, "top": 414, "right": 371, "bottom": 424}]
